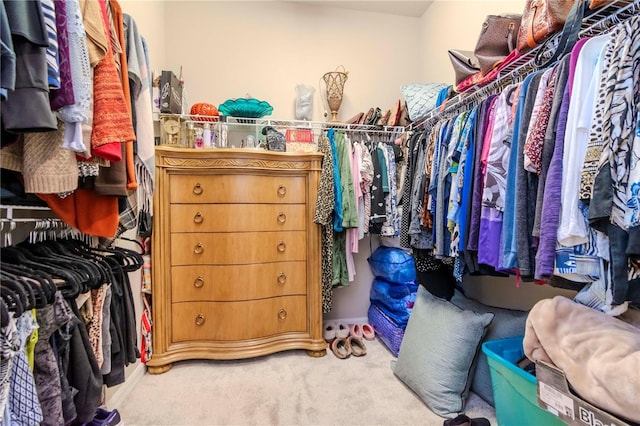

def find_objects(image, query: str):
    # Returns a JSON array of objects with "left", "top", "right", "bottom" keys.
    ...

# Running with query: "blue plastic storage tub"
[{"left": 482, "top": 337, "right": 565, "bottom": 426}]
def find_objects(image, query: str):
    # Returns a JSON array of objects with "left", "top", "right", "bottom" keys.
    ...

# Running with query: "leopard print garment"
[
  {"left": 314, "top": 134, "right": 336, "bottom": 313},
  {"left": 88, "top": 286, "right": 107, "bottom": 368}
]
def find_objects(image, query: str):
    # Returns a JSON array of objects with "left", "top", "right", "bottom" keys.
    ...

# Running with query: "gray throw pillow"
[
  {"left": 451, "top": 290, "right": 528, "bottom": 407},
  {"left": 400, "top": 83, "right": 447, "bottom": 121},
  {"left": 391, "top": 286, "right": 494, "bottom": 417}
]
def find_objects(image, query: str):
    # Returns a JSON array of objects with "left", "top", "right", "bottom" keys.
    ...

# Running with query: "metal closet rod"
[
  {"left": 1, "top": 204, "right": 51, "bottom": 220},
  {"left": 408, "top": 0, "right": 640, "bottom": 131},
  {"left": 0, "top": 217, "right": 62, "bottom": 224}
]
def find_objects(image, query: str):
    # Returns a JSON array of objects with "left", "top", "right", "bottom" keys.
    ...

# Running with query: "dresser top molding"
[{"left": 155, "top": 146, "right": 323, "bottom": 171}]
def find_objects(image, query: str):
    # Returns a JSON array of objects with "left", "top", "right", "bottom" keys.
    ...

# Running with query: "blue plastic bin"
[{"left": 482, "top": 337, "right": 565, "bottom": 426}]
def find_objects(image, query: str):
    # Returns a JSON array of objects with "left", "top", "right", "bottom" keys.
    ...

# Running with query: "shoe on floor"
[
  {"left": 323, "top": 322, "right": 337, "bottom": 341},
  {"left": 349, "top": 323, "right": 363, "bottom": 339},
  {"left": 443, "top": 414, "right": 490, "bottom": 426},
  {"left": 347, "top": 336, "right": 367, "bottom": 356},
  {"left": 335, "top": 322, "right": 350, "bottom": 339},
  {"left": 330, "top": 337, "right": 351, "bottom": 359},
  {"left": 361, "top": 323, "right": 375, "bottom": 340},
  {"left": 86, "top": 408, "right": 122, "bottom": 426}
]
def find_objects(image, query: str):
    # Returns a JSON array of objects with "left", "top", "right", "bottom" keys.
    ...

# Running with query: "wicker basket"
[{"left": 368, "top": 303, "right": 406, "bottom": 357}]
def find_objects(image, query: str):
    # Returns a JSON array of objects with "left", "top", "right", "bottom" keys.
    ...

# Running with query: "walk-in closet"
[{"left": 1, "top": 1, "right": 639, "bottom": 425}]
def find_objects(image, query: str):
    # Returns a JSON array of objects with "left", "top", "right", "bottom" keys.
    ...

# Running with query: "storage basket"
[
  {"left": 367, "top": 246, "right": 416, "bottom": 283},
  {"left": 482, "top": 337, "right": 565, "bottom": 426},
  {"left": 368, "top": 303, "right": 406, "bottom": 357}
]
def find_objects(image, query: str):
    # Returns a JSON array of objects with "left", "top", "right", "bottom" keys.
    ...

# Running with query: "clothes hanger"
[
  {"left": 0, "top": 262, "right": 56, "bottom": 305},
  {"left": 85, "top": 241, "right": 144, "bottom": 272},
  {"left": 37, "top": 240, "right": 106, "bottom": 290},
  {"left": 1, "top": 246, "right": 83, "bottom": 299},
  {"left": 117, "top": 236, "right": 145, "bottom": 254},
  {"left": 0, "top": 285, "right": 24, "bottom": 317},
  {"left": 1, "top": 277, "right": 34, "bottom": 311},
  {"left": 58, "top": 239, "right": 118, "bottom": 287},
  {"left": 12, "top": 243, "right": 93, "bottom": 293}
]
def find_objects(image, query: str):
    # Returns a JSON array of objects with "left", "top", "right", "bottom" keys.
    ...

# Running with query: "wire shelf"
[{"left": 159, "top": 114, "right": 407, "bottom": 134}]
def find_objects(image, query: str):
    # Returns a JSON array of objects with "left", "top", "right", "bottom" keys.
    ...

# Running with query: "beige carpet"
[{"left": 112, "top": 338, "right": 496, "bottom": 425}]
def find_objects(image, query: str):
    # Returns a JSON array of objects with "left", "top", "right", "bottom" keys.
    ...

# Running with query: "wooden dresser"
[{"left": 147, "top": 146, "right": 326, "bottom": 374}]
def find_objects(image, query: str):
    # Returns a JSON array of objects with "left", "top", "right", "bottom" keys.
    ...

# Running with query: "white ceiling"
[{"left": 293, "top": 1, "right": 433, "bottom": 18}]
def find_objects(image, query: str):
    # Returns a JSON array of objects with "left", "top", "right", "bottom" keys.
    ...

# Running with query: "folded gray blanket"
[{"left": 524, "top": 296, "right": 640, "bottom": 423}]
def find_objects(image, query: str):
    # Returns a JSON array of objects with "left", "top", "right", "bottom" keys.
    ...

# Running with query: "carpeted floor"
[{"left": 112, "top": 337, "right": 496, "bottom": 426}]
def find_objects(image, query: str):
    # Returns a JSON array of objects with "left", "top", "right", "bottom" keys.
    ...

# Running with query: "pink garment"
[
  {"left": 350, "top": 141, "right": 363, "bottom": 253},
  {"left": 479, "top": 98, "right": 498, "bottom": 177}
]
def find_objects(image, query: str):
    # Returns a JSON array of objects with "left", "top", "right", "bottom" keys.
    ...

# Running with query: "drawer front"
[
  {"left": 170, "top": 204, "right": 306, "bottom": 233},
  {"left": 170, "top": 174, "right": 306, "bottom": 204},
  {"left": 171, "top": 262, "right": 307, "bottom": 302},
  {"left": 171, "top": 296, "right": 307, "bottom": 342},
  {"left": 171, "top": 231, "right": 306, "bottom": 265}
]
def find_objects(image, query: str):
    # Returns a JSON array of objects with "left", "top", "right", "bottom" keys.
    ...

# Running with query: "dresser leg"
[
  {"left": 306, "top": 349, "right": 327, "bottom": 358},
  {"left": 147, "top": 363, "right": 173, "bottom": 374}
]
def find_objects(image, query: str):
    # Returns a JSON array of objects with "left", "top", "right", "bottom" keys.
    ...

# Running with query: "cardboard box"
[
  {"left": 159, "top": 70, "right": 183, "bottom": 114},
  {"left": 536, "top": 360, "right": 632, "bottom": 426}
]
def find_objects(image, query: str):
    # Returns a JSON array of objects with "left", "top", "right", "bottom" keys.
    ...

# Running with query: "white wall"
[
  {"left": 162, "top": 1, "right": 423, "bottom": 122},
  {"left": 119, "top": 0, "right": 166, "bottom": 74},
  {"left": 419, "top": 0, "right": 526, "bottom": 83}
]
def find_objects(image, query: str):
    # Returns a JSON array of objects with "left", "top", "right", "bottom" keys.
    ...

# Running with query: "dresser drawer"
[
  {"left": 170, "top": 204, "right": 306, "bottom": 233},
  {"left": 171, "top": 231, "right": 306, "bottom": 265},
  {"left": 170, "top": 174, "right": 307, "bottom": 204},
  {"left": 171, "top": 296, "right": 307, "bottom": 342},
  {"left": 171, "top": 261, "right": 307, "bottom": 302}
]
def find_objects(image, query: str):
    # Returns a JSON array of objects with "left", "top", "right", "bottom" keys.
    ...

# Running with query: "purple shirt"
[{"left": 50, "top": 0, "right": 75, "bottom": 110}]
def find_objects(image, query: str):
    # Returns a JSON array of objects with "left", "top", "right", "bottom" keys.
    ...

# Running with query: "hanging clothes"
[
  {"left": 313, "top": 134, "right": 335, "bottom": 313},
  {"left": 0, "top": 237, "right": 143, "bottom": 424},
  {"left": 1, "top": 0, "right": 57, "bottom": 132},
  {"left": 401, "top": 12, "right": 640, "bottom": 312}
]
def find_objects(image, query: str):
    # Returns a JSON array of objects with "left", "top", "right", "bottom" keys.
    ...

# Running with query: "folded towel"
[{"left": 524, "top": 296, "right": 640, "bottom": 423}]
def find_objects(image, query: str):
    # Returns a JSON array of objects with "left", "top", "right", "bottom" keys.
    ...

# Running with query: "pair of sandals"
[
  {"left": 346, "top": 100, "right": 406, "bottom": 128},
  {"left": 347, "top": 107, "right": 384, "bottom": 127},
  {"left": 323, "top": 322, "right": 375, "bottom": 359}
]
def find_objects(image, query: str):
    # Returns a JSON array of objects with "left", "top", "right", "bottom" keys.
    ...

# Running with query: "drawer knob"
[
  {"left": 277, "top": 241, "right": 286, "bottom": 253},
  {"left": 277, "top": 185, "right": 287, "bottom": 197},
  {"left": 193, "top": 212, "right": 204, "bottom": 224},
  {"left": 194, "top": 243, "right": 204, "bottom": 254},
  {"left": 194, "top": 276, "right": 204, "bottom": 288},
  {"left": 277, "top": 272, "right": 287, "bottom": 284},
  {"left": 193, "top": 183, "right": 203, "bottom": 195},
  {"left": 195, "top": 313, "right": 206, "bottom": 326},
  {"left": 278, "top": 308, "right": 287, "bottom": 320},
  {"left": 277, "top": 212, "right": 287, "bottom": 224}
]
